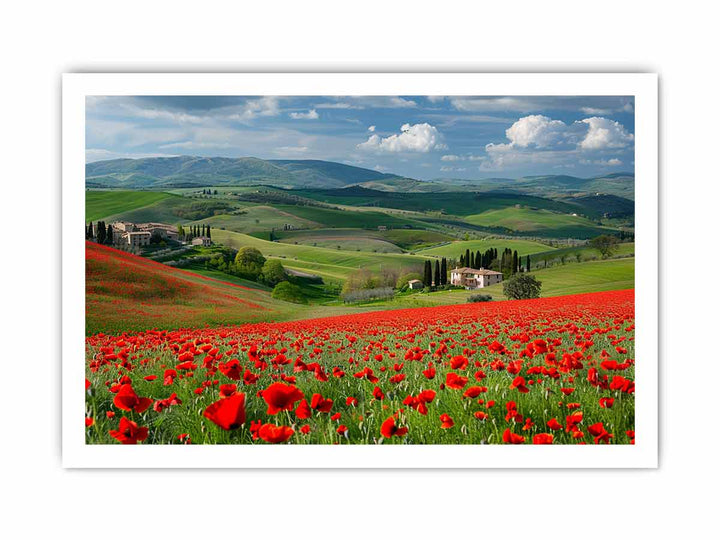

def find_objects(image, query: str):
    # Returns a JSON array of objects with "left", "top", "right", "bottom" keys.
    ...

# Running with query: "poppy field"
[{"left": 85, "top": 289, "right": 635, "bottom": 445}]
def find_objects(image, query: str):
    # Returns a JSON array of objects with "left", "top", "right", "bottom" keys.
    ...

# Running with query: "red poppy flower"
[
  {"left": 422, "top": 366, "right": 436, "bottom": 379},
  {"left": 337, "top": 425, "right": 348, "bottom": 435},
  {"left": 510, "top": 376, "right": 529, "bottom": 393},
  {"left": 502, "top": 428, "right": 525, "bottom": 444},
  {"left": 380, "top": 416, "right": 408, "bottom": 438},
  {"left": 346, "top": 396, "right": 358, "bottom": 407},
  {"left": 219, "top": 383, "right": 237, "bottom": 398},
  {"left": 258, "top": 423, "right": 294, "bottom": 443},
  {"left": 439, "top": 413, "right": 454, "bottom": 429},
  {"left": 143, "top": 375, "right": 157, "bottom": 382},
  {"left": 533, "top": 433, "right": 554, "bottom": 444},
  {"left": 310, "top": 393, "right": 333, "bottom": 413},
  {"left": 113, "top": 384, "right": 153, "bottom": 413},
  {"left": 295, "top": 399, "right": 311, "bottom": 419},
  {"left": 474, "top": 411, "right": 488, "bottom": 420},
  {"left": 109, "top": 416, "right": 149, "bottom": 444},
  {"left": 372, "top": 386, "right": 385, "bottom": 400},
  {"left": 300, "top": 425, "right": 311, "bottom": 435},
  {"left": 450, "top": 355, "right": 468, "bottom": 370},
  {"left": 262, "top": 382, "right": 304, "bottom": 415},
  {"left": 463, "top": 386, "right": 484, "bottom": 398},
  {"left": 560, "top": 387, "right": 575, "bottom": 396},
  {"left": 445, "top": 372, "right": 468, "bottom": 389},
  {"left": 547, "top": 418, "right": 563, "bottom": 431},
  {"left": 588, "top": 422, "right": 613, "bottom": 444},
  {"left": 203, "top": 393, "right": 247, "bottom": 430},
  {"left": 85, "top": 417, "right": 94, "bottom": 428},
  {"left": 599, "top": 397, "right": 615, "bottom": 408}
]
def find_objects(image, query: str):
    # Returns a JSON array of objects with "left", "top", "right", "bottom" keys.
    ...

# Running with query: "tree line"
[
  {"left": 178, "top": 224, "right": 212, "bottom": 241},
  {"left": 457, "top": 247, "right": 529, "bottom": 278},
  {"left": 86, "top": 221, "right": 114, "bottom": 245}
]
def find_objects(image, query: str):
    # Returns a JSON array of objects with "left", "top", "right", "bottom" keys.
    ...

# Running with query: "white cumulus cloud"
[
  {"left": 357, "top": 123, "right": 446, "bottom": 153},
  {"left": 368, "top": 125, "right": 376, "bottom": 132},
  {"left": 505, "top": 115, "right": 568, "bottom": 148},
  {"left": 578, "top": 117, "right": 635, "bottom": 149},
  {"left": 441, "top": 154, "right": 461, "bottom": 161}
]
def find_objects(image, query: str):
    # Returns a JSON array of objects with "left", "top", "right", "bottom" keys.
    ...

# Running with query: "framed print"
[{"left": 62, "top": 73, "right": 658, "bottom": 467}]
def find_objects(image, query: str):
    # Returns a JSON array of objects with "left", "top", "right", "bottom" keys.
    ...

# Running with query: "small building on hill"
[
  {"left": 450, "top": 267, "right": 503, "bottom": 289},
  {"left": 191, "top": 236, "right": 212, "bottom": 247},
  {"left": 407, "top": 279, "right": 423, "bottom": 290},
  {"left": 126, "top": 231, "right": 151, "bottom": 247}
]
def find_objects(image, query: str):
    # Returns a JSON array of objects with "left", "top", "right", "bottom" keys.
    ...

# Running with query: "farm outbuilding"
[{"left": 408, "top": 279, "right": 423, "bottom": 290}]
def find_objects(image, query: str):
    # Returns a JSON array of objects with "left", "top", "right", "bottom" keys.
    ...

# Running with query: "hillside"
[
  {"left": 85, "top": 241, "right": 291, "bottom": 333},
  {"left": 86, "top": 156, "right": 401, "bottom": 189}
]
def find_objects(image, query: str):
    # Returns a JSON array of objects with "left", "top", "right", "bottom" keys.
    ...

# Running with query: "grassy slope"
[
  {"left": 85, "top": 241, "right": 300, "bottom": 334},
  {"left": 188, "top": 206, "right": 321, "bottom": 234},
  {"left": 86, "top": 190, "right": 177, "bottom": 222},
  {"left": 274, "top": 227, "right": 455, "bottom": 253},
  {"left": 465, "top": 207, "right": 615, "bottom": 238},
  {"left": 211, "top": 229, "right": 428, "bottom": 283},
  {"left": 417, "top": 238, "right": 555, "bottom": 258},
  {"left": 360, "top": 257, "right": 635, "bottom": 309},
  {"left": 529, "top": 243, "right": 635, "bottom": 267}
]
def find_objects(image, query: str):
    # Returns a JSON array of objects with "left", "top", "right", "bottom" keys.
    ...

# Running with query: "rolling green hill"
[
  {"left": 85, "top": 190, "right": 178, "bottom": 222},
  {"left": 211, "top": 229, "right": 428, "bottom": 283},
  {"left": 417, "top": 238, "right": 555, "bottom": 258},
  {"left": 465, "top": 207, "right": 616, "bottom": 239}
]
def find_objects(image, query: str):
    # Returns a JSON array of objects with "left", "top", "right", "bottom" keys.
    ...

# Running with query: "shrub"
[
  {"left": 260, "top": 259, "right": 287, "bottom": 287},
  {"left": 467, "top": 294, "right": 492, "bottom": 303},
  {"left": 503, "top": 273, "right": 542, "bottom": 300},
  {"left": 341, "top": 287, "right": 394, "bottom": 304},
  {"left": 271, "top": 281, "right": 307, "bottom": 304}
]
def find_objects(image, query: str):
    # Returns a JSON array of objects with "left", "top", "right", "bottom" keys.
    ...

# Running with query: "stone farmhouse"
[
  {"left": 450, "top": 267, "right": 503, "bottom": 289},
  {"left": 109, "top": 221, "right": 179, "bottom": 247}
]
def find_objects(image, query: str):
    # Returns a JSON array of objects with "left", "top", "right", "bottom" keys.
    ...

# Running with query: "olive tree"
[{"left": 503, "top": 273, "right": 542, "bottom": 300}]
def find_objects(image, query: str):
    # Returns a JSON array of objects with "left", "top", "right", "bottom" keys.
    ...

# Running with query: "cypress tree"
[
  {"left": 434, "top": 259, "right": 440, "bottom": 287},
  {"left": 460, "top": 254, "right": 465, "bottom": 267},
  {"left": 424, "top": 260, "right": 432, "bottom": 287},
  {"left": 469, "top": 252, "right": 474, "bottom": 269},
  {"left": 87, "top": 222, "right": 93, "bottom": 240},
  {"left": 440, "top": 258, "right": 447, "bottom": 285},
  {"left": 476, "top": 250, "right": 481, "bottom": 268},
  {"left": 106, "top": 224, "right": 114, "bottom": 245},
  {"left": 513, "top": 250, "right": 519, "bottom": 274},
  {"left": 526, "top": 255, "right": 531, "bottom": 272},
  {"left": 207, "top": 225, "right": 211, "bottom": 240},
  {"left": 97, "top": 221, "right": 106, "bottom": 245},
  {"left": 465, "top": 249, "right": 471, "bottom": 268}
]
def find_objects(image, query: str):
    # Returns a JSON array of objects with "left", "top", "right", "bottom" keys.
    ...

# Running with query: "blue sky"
[{"left": 86, "top": 95, "right": 635, "bottom": 180}]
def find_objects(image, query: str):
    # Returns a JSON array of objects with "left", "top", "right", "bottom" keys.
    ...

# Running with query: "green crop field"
[
  {"left": 417, "top": 238, "right": 555, "bottom": 258},
  {"left": 188, "top": 205, "right": 320, "bottom": 234},
  {"left": 274, "top": 227, "right": 455, "bottom": 253},
  {"left": 465, "top": 207, "right": 616, "bottom": 239},
  {"left": 85, "top": 190, "right": 178, "bottom": 222},
  {"left": 273, "top": 204, "right": 425, "bottom": 229}
]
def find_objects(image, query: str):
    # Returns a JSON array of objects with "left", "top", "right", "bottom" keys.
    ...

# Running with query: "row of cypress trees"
[
  {"left": 423, "top": 257, "right": 449, "bottom": 287},
  {"left": 86, "top": 221, "right": 113, "bottom": 245}
]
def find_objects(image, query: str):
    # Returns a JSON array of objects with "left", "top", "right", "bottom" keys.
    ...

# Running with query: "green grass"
[
  {"left": 86, "top": 190, "right": 177, "bottom": 222},
  {"left": 273, "top": 204, "right": 424, "bottom": 229},
  {"left": 188, "top": 206, "right": 320, "bottom": 234},
  {"left": 483, "top": 258, "right": 635, "bottom": 298},
  {"left": 276, "top": 227, "right": 455, "bottom": 253},
  {"left": 212, "top": 229, "right": 428, "bottom": 284},
  {"left": 528, "top": 243, "right": 635, "bottom": 267},
  {"left": 465, "top": 207, "right": 615, "bottom": 239},
  {"left": 417, "top": 238, "right": 555, "bottom": 258}
]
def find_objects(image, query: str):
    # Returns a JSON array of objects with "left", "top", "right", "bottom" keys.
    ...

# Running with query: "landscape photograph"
[{"left": 84, "top": 95, "right": 636, "bottom": 445}]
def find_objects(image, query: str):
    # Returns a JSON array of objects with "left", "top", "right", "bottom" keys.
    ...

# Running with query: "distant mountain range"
[
  {"left": 86, "top": 156, "right": 634, "bottom": 199},
  {"left": 86, "top": 156, "right": 401, "bottom": 189}
]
